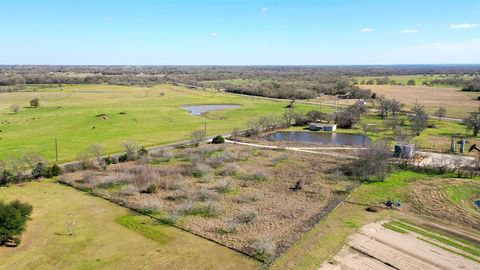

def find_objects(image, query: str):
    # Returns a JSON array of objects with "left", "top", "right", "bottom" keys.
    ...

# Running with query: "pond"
[
  {"left": 181, "top": 104, "right": 241, "bottom": 116},
  {"left": 264, "top": 131, "right": 371, "bottom": 146},
  {"left": 475, "top": 199, "right": 480, "bottom": 209}
]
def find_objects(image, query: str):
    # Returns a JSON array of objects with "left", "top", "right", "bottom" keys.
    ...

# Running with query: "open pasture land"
[
  {"left": 60, "top": 143, "right": 357, "bottom": 261},
  {"left": 366, "top": 85, "right": 478, "bottom": 118},
  {"left": 355, "top": 74, "right": 477, "bottom": 87},
  {"left": 0, "top": 84, "right": 318, "bottom": 163},
  {"left": 0, "top": 180, "right": 259, "bottom": 270}
]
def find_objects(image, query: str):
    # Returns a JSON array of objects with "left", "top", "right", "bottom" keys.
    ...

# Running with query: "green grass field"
[
  {"left": 0, "top": 180, "right": 260, "bottom": 270},
  {"left": 0, "top": 83, "right": 319, "bottom": 163}
]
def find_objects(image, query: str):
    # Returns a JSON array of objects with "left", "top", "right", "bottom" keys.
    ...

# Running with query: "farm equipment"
[
  {"left": 469, "top": 144, "right": 480, "bottom": 153},
  {"left": 384, "top": 200, "right": 402, "bottom": 208}
]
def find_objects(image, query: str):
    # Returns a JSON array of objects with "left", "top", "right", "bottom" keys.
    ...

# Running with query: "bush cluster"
[{"left": 0, "top": 200, "right": 33, "bottom": 246}]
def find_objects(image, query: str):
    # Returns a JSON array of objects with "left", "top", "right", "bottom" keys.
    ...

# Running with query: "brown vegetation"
[{"left": 60, "top": 143, "right": 356, "bottom": 261}]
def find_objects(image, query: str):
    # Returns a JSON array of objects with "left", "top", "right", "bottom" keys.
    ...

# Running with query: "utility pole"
[
  {"left": 55, "top": 138, "right": 58, "bottom": 162},
  {"left": 204, "top": 118, "right": 207, "bottom": 134}
]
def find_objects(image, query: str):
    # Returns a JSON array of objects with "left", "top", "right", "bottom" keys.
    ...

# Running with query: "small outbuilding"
[{"left": 309, "top": 123, "right": 337, "bottom": 132}]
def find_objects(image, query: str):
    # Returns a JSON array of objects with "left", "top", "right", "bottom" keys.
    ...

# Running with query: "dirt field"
[
  {"left": 60, "top": 143, "right": 356, "bottom": 261},
  {"left": 367, "top": 85, "right": 479, "bottom": 118},
  {"left": 320, "top": 221, "right": 480, "bottom": 270},
  {"left": 407, "top": 178, "right": 480, "bottom": 230}
]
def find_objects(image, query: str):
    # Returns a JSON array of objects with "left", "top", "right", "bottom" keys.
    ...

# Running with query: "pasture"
[
  {"left": 0, "top": 84, "right": 319, "bottom": 163},
  {"left": 0, "top": 180, "right": 259, "bottom": 270},
  {"left": 367, "top": 85, "right": 478, "bottom": 118}
]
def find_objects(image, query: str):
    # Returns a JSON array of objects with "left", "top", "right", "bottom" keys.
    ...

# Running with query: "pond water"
[
  {"left": 265, "top": 131, "right": 371, "bottom": 146},
  {"left": 181, "top": 104, "right": 241, "bottom": 116},
  {"left": 475, "top": 199, "right": 480, "bottom": 209}
]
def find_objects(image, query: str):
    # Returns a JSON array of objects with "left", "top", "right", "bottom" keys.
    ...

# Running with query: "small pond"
[
  {"left": 265, "top": 131, "right": 371, "bottom": 146},
  {"left": 475, "top": 199, "right": 480, "bottom": 209},
  {"left": 181, "top": 104, "right": 241, "bottom": 116}
]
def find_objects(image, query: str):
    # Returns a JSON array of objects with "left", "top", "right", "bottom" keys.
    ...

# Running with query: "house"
[{"left": 309, "top": 123, "right": 337, "bottom": 132}]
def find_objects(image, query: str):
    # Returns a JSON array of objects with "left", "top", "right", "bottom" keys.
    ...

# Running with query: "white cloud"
[
  {"left": 210, "top": 32, "right": 219, "bottom": 37},
  {"left": 400, "top": 29, "right": 419, "bottom": 33},
  {"left": 260, "top": 7, "right": 268, "bottom": 13},
  {"left": 450, "top": 23, "right": 477, "bottom": 29},
  {"left": 360, "top": 28, "right": 373, "bottom": 33}
]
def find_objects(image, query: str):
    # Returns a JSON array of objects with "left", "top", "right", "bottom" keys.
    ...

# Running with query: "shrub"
[
  {"left": 150, "top": 150, "right": 174, "bottom": 162},
  {"left": 138, "top": 146, "right": 148, "bottom": 157},
  {"left": 186, "top": 201, "right": 223, "bottom": 217},
  {"left": 121, "top": 141, "right": 139, "bottom": 161},
  {"left": 31, "top": 163, "right": 62, "bottom": 179},
  {"left": 234, "top": 208, "right": 258, "bottom": 224},
  {"left": 347, "top": 141, "right": 391, "bottom": 182},
  {"left": 248, "top": 236, "right": 276, "bottom": 262},
  {"left": 165, "top": 189, "right": 189, "bottom": 201},
  {"left": 118, "top": 184, "right": 138, "bottom": 196},
  {"left": 215, "top": 178, "right": 234, "bottom": 193},
  {"left": 137, "top": 199, "right": 162, "bottom": 215},
  {"left": 0, "top": 170, "right": 15, "bottom": 186},
  {"left": 0, "top": 200, "right": 33, "bottom": 246},
  {"left": 157, "top": 176, "right": 184, "bottom": 190},
  {"left": 192, "top": 163, "right": 214, "bottom": 178},
  {"left": 247, "top": 171, "right": 268, "bottom": 181},
  {"left": 190, "top": 188, "right": 220, "bottom": 201},
  {"left": 132, "top": 166, "right": 157, "bottom": 191},
  {"left": 30, "top": 98, "right": 40, "bottom": 108},
  {"left": 31, "top": 162, "right": 47, "bottom": 179},
  {"left": 190, "top": 130, "right": 207, "bottom": 146},
  {"left": 233, "top": 192, "right": 263, "bottom": 203},
  {"left": 212, "top": 135, "right": 225, "bottom": 144},
  {"left": 221, "top": 163, "right": 239, "bottom": 176},
  {"left": 48, "top": 164, "right": 62, "bottom": 177}
]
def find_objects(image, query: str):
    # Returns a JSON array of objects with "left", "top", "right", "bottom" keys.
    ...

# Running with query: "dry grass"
[
  {"left": 61, "top": 143, "right": 356, "bottom": 261},
  {"left": 368, "top": 85, "right": 479, "bottom": 118}
]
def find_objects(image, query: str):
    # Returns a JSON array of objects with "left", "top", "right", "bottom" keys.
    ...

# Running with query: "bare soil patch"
[
  {"left": 320, "top": 222, "right": 479, "bottom": 270},
  {"left": 60, "top": 143, "right": 356, "bottom": 261}
]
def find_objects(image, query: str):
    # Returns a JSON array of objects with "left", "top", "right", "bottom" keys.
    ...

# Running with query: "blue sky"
[{"left": 1, "top": 0, "right": 479, "bottom": 65}]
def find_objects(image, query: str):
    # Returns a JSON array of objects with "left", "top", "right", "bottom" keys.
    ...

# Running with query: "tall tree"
[
  {"left": 463, "top": 108, "right": 480, "bottom": 137},
  {"left": 410, "top": 104, "right": 429, "bottom": 136},
  {"left": 434, "top": 106, "right": 447, "bottom": 121}
]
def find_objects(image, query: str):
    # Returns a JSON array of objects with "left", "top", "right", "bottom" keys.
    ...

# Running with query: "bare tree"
[
  {"left": 434, "top": 106, "right": 447, "bottom": 121},
  {"left": 410, "top": 104, "right": 429, "bottom": 136},
  {"left": 378, "top": 96, "right": 391, "bottom": 119},
  {"left": 121, "top": 141, "right": 139, "bottom": 160},
  {"left": 349, "top": 141, "right": 391, "bottom": 181},
  {"left": 88, "top": 144, "right": 106, "bottom": 168},
  {"left": 463, "top": 108, "right": 480, "bottom": 137},
  {"left": 390, "top": 99, "right": 404, "bottom": 119},
  {"left": 10, "top": 104, "right": 20, "bottom": 114},
  {"left": 190, "top": 130, "right": 206, "bottom": 146}
]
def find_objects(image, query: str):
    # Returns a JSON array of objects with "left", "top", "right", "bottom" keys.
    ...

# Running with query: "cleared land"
[
  {"left": 0, "top": 180, "right": 259, "bottom": 270},
  {"left": 0, "top": 83, "right": 319, "bottom": 162},
  {"left": 367, "top": 85, "right": 478, "bottom": 118},
  {"left": 271, "top": 171, "right": 480, "bottom": 269},
  {"left": 60, "top": 143, "right": 357, "bottom": 261},
  {"left": 320, "top": 221, "right": 480, "bottom": 270}
]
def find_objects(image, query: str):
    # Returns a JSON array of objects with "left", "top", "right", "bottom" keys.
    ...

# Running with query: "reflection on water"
[
  {"left": 265, "top": 131, "right": 371, "bottom": 146},
  {"left": 181, "top": 105, "right": 241, "bottom": 116}
]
